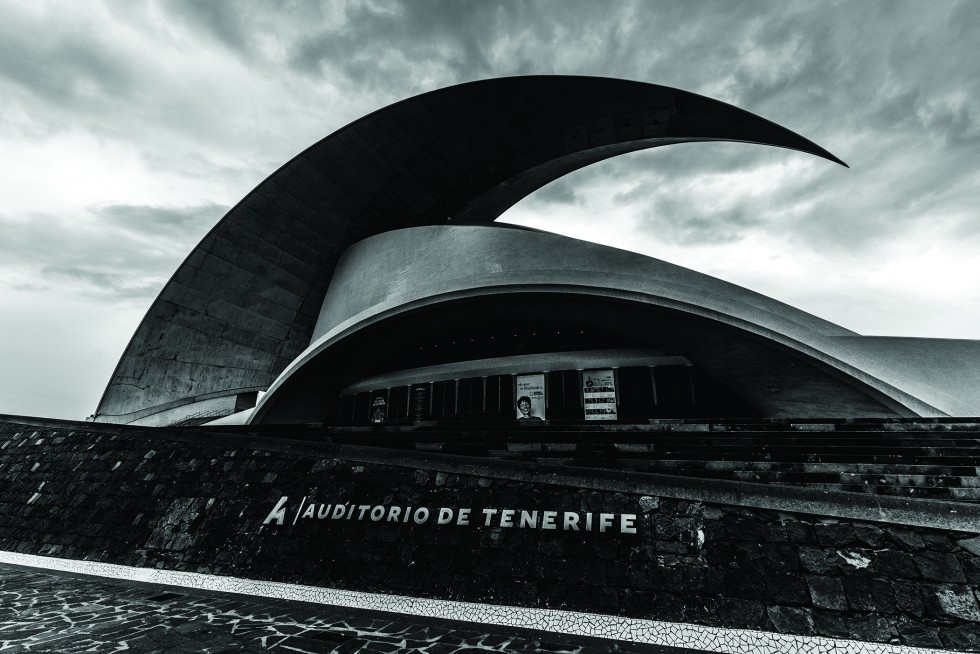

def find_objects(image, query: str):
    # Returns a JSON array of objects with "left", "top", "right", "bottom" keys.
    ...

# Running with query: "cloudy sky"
[{"left": 1, "top": 0, "right": 978, "bottom": 420}]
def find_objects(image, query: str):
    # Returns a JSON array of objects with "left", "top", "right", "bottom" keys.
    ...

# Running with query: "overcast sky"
[{"left": 1, "top": 0, "right": 978, "bottom": 420}]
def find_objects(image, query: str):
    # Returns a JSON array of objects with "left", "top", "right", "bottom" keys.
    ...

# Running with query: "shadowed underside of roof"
[{"left": 94, "top": 76, "right": 846, "bottom": 422}]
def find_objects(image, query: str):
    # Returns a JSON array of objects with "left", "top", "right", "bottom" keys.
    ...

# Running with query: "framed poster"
[
  {"left": 410, "top": 384, "right": 429, "bottom": 421},
  {"left": 370, "top": 394, "right": 387, "bottom": 423},
  {"left": 583, "top": 369, "right": 617, "bottom": 420},
  {"left": 515, "top": 373, "right": 546, "bottom": 421}
]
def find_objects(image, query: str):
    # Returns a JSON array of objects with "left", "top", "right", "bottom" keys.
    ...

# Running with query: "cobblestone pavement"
[{"left": 0, "top": 564, "right": 692, "bottom": 654}]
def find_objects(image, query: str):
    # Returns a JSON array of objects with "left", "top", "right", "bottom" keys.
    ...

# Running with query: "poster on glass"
[
  {"left": 410, "top": 384, "right": 429, "bottom": 421},
  {"left": 583, "top": 369, "right": 617, "bottom": 420},
  {"left": 515, "top": 374, "right": 545, "bottom": 421},
  {"left": 370, "top": 395, "right": 387, "bottom": 423}
]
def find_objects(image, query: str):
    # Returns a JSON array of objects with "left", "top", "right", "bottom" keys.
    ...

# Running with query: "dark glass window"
[
  {"left": 352, "top": 391, "right": 371, "bottom": 423},
  {"left": 338, "top": 394, "right": 355, "bottom": 424},
  {"left": 500, "top": 376, "right": 515, "bottom": 418},
  {"left": 483, "top": 375, "right": 513, "bottom": 419},
  {"left": 431, "top": 381, "right": 445, "bottom": 416},
  {"left": 391, "top": 385, "right": 410, "bottom": 421},
  {"left": 547, "top": 369, "right": 583, "bottom": 420},
  {"left": 431, "top": 380, "right": 457, "bottom": 417},
  {"left": 485, "top": 375, "right": 501, "bottom": 413},
  {"left": 457, "top": 377, "right": 483, "bottom": 417},
  {"left": 547, "top": 371, "right": 563, "bottom": 408},
  {"left": 617, "top": 367, "right": 656, "bottom": 420},
  {"left": 445, "top": 380, "right": 457, "bottom": 416},
  {"left": 654, "top": 365, "right": 695, "bottom": 416}
]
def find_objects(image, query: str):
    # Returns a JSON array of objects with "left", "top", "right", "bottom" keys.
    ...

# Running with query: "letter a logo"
[{"left": 262, "top": 496, "right": 289, "bottom": 526}]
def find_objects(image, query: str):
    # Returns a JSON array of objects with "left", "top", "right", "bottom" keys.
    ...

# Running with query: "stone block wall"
[
  {"left": 701, "top": 507, "right": 980, "bottom": 649},
  {"left": 0, "top": 417, "right": 978, "bottom": 650}
]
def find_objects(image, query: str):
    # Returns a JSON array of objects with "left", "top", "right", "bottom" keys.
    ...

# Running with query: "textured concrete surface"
[
  {"left": 0, "top": 564, "right": 680, "bottom": 653},
  {"left": 94, "top": 76, "right": 845, "bottom": 424},
  {"left": 312, "top": 226, "right": 853, "bottom": 345}
]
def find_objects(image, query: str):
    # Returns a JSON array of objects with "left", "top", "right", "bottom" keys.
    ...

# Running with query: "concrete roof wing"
[{"left": 94, "top": 75, "right": 846, "bottom": 422}]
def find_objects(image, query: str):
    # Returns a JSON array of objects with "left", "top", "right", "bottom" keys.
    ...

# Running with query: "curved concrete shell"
[
  {"left": 94, "top": 76, "right": 846, "bottom": 424},
  {"left": 250, "top": 226, "right": 980, "bottom": 424}
]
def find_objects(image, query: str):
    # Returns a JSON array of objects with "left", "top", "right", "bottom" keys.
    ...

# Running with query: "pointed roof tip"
[
  {"left": 811, "top": 149, "right": 849, "bottom": 168},
  {"left": 666, "top": 85, "right": 847, "bottom": 169},
  {"left": 805, "top": 143, "right": 849, "bottom": 168},
  {"left": 773, "top": 133, "right": 848, "bottom": 168},
  {"left": 748, "top": 133, "right": 849, "bottom": 169},
  {"left": 764, "top": 128, "right": 850, "bottom": 168}
]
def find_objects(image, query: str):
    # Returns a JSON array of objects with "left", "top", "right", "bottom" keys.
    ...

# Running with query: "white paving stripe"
[{"left": 0, "top": 550, "right": 962, "bottom": 654}]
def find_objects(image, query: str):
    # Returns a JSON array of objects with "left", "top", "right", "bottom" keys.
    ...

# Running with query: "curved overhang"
[
  {"left": 94, "top": 76, "right": 846, "bottom": 424},
  {"left": 249, "top": 226, "right": 980, "bottom": 424}
]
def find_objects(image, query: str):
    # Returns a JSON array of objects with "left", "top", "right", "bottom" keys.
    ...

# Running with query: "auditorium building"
[
  {"left": 89, "top": 76, "right": 980, "bottom": 428},
  {"left": 6, "top": 76, "right": 980, "bottom": 653}
]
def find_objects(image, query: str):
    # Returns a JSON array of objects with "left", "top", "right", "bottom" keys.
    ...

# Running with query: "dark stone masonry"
[{"left": 1, "top": 416, "right": 979, "bottom": 651}]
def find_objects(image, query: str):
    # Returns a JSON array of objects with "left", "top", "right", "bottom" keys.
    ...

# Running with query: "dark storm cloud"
[
  {"left": 0, "top": 9, "right": 134, "bottom": 106},
  {"left": 93, "top": 203, "right": 228, "bottom": 238},
  {"left": 39, "top": 266, "right": 164, "bottom": 301},
  {"left": 0, "top": 3, "right": 316, "bottom": 189},
  {"left": 271, "top": 0, "right": 742, "bottom": 97},
  {"left": 0, "top": 203, "right": 222, "bottom": 302},
  {"left": 4, "top": 0, "right": 977, "bottom": 259},
  {"left": 159, "top": 1, "right": 723, "bottom": 96},
  {"left": 640, "top": 199, "right": 762, "bottom": 246},
  {"left": 523, "top": 176, "right": 581, "bottom": 207},
  {"left": 161, "top": 0, "right": 255, "bottom": 54},
  {"left": 135, "top": 0, "right": 979, "bottom": 256},
  {"left": 286, "top": 1, "right": 496, "bottom": 87},
  {"left": 0, "top": 213, "right": 137, "bottom": 272},
  {"left": 920, "top": 100, "right": 980, "bottom": 146},
  {"left": 580, "top": 1, "right": 980, "bottom": 254}
]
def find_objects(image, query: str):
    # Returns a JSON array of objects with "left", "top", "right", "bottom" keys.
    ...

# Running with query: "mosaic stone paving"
[
  {"left": 0, "top": 563, "right": 689, "bottom": 654},
  {"left": 0, "top": 553, "right": 964, "bottom": 654}
]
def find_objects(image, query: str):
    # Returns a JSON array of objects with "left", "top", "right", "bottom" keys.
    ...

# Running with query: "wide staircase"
[
  {"left": 221, "top": 418, "right": 980, "bottom": 503},
  {"left": 4, "top": 414, "right": 978, "bottom": 503}
]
